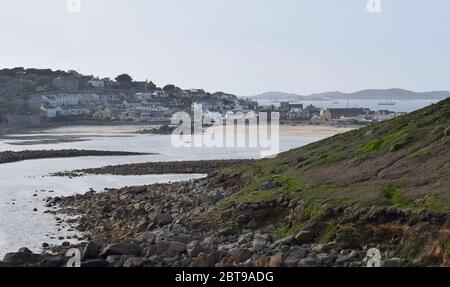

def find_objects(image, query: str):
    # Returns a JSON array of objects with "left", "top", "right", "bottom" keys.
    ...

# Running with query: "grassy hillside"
[{"left": 207, "top": 97, "right": 450, "bottom": 265}]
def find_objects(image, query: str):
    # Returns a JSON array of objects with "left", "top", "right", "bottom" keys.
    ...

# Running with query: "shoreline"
[
  {"left": 51, "top": 160, "right": 252, "bottom": 177},
  {"left": 0, "top": 176, "right": 414, "bottom": 267}
]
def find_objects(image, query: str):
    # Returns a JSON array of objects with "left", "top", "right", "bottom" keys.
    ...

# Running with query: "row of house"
[
  {"left": 27, "top": 87, "right": 255, "bottom": 123},
  {"left": 320, "top": 108, "right": 405, "bottom": 124},
  {"left": 256, "top": 101, "right": 403, "bottom": 125}
]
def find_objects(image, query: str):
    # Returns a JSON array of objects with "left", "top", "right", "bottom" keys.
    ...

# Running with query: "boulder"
[
  {"left": 295, "top": 230, "right": 314, "bottom": 244},
  {"left": 187, "top": 240, "right": 203, "bottom": 257},
  {"left": 83, "top": 241, "right": 101, "bottom": 259},
  {"left": 154, "top": 241, "right": 171, "bottom": 255},
  {"left": 273, "top": 236, "right": 294, "bottom": 247},
  {"left": 381, "top": 258, "right": 406, "bottom": 267},
  {"left": 316, "top": 253, "right": 337, "bottom": 266},
  {"left": 3, "top": 248, "right": 43, "bottom": 266},
  {"left": 135, "top": 232, "right": 156, "bottom": 244},
  {"left": 99, "top": 243, "right": 142, "bottom": 257},
  {"left": 81, "top": 259, "right": 109, "bottom": 267},
  {"left": 190, "top": 253, "right": 208, "bottom": 267},
  {"left": 298, "top": 257, "right": 319, "bottom": 267},
  {"left": 226, "top": 249, "right": 252, "bottom": 265},
  {"left": 238, "top": 232, "right": 254, "bottom": 244},
  {"left": 123, "top": 257, "right": 154, "bottom": 268},
  {"left": 236, "top": 215, "right": 250, "bottom": 224},
  {"left": 168, "top": 242, "right": 187, "bottom": 254},
  {"left": 154, "top": 214, "right": 173, "bottom": 226},
  {"left": 40, "top": 255, "right": 64, "bottom": 267},
  {"left": 268, "top": 254, "right": 283, "bottom": 267},
  {"left": 284, "top": 247, "right": 307, "bottom": 267},
  {"left": 262, "top": 182, "right": 281, "bottom": 190}
]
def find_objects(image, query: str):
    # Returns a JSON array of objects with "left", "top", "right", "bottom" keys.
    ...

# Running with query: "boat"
[{"left": 378, "top": 100, "right": 396, "bottom": 106}]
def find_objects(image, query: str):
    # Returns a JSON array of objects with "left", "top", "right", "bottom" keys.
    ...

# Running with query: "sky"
[{"left": 0, "top": 0, "right": 449, "bottom": 96}]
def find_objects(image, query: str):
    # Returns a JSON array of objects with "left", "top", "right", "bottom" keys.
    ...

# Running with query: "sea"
[{"left": 0, "top": 129, "right": 318, "bottom": 257}]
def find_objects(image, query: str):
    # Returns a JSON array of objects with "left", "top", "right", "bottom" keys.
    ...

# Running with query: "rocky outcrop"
[
  {"left": 1, "top": 177, "right": 429, "bottom": 267},
  {"left": 51, "top": 160, "right": 251, "bottom": 177},
  {"left": 0, "top": 149, "right": 151, "bottom": 164}
]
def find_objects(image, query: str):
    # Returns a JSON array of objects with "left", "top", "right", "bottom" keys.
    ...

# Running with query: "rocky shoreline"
[
  {"left": 0, "top": 177, "right": 414, "bottom": 267},
  {"left": 51, "top": 160, "right": 252, "bottom": 177},
  {"left": 0, "top": 149, "right": 152, "bottom": 164},
  {"left": 135, "top": 124, "right": 176, "bottom": 135}
]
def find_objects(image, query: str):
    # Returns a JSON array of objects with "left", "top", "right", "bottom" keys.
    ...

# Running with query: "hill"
[
  {"left": 207, "top": 97, "right": 450, "bottom": 265},
  {"left": 251, "top": 89, "right": 450, "bottom": 101},
  {"left": 249, "top": 91, "right": 305, "bottom": 101}
]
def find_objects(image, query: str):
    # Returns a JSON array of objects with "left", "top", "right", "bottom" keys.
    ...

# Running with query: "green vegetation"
[
  {"left": 205, "top": 97, "right": 450, "bottom": 264},
  {"left": 380, "top": 186, "right": 413, "bottom": 207}
]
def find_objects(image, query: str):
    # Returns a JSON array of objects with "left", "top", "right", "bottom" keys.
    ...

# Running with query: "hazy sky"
[{"left": 0, "top": 0, "right": 449, "bottom": 96}]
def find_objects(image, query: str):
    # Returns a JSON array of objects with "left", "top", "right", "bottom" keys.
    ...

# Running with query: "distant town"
[{"left": 0, "top": 68, "right": 407, "bottom": 129}]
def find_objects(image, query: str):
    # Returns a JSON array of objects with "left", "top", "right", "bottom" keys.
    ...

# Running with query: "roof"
[{"left": 326, "top": 108, "right": 366, "bottom": 119}]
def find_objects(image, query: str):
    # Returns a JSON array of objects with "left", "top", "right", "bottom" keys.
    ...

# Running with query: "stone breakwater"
[
  {"left": 0, "top": 179, "right": 412, "bottom": 267},
  {"left": 51, "top": 160, "right": 252, "bottom": 177},
  {"left": 0, "top": 149, "right": 152, "bottom": 164}
]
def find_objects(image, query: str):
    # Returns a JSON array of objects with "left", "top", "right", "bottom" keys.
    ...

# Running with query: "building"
[
  {"left": 52, "top": 76, "right": 80, "bottom": 90},
  {"left": 134, "top": 92, "right": 153, "bottom": 100},
  {"left": 88, "top": 79, "right": 105, "bottom": 88},
  {"left": 56, "top": 106, "right": 90, "bottom": 116},
  {"left": 304, "top": 105, "right": 322, "bottom": 119},
  {"left": 46, "top": 94, "right": 80, "bottom": 106},
  {"left": 289, "top": 103, "right": 304, "bottom": 111},
  {"left": 140, "top": 111, "right": 172, "bottom": 122},
  {"left": 40, "top": 105, "right": 57, "bottom": 118},
  {"left": 197, "top": 99, "right": 225, "bottom": 111},
  {"left": 279, "top": 102, "right": 291, "bottom": 112},
  {"left": 321, "top": 108, "right": 367, "bottom": 123}
]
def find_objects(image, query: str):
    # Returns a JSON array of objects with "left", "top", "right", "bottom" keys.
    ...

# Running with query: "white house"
[
  {"left": 88, "top": 79, "right": 105, "bottom": 88},
  {"left": 46, "top": 94, "right": 80, "bottom": 106},
  {"left": 40, "top": 105, "right": 57, "bottom": 118}
]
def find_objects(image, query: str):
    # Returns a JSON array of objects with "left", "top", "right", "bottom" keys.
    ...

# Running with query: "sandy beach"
[
  {"left": 34, "top": 124, "right": 357, "bottom": 139},
  {"left": 279, "top": 124, "right": 356, "bottom": 138}
]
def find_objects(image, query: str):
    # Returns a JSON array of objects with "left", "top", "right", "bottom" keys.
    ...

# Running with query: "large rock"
[
  {"left": 225, "top": 249, "right": 252, "bottom": 265},
  {"left": 3, "top": 248, "right": 43, "bottom": 266},
  {"left": 83, "top": 241, "right": 101, "bottom": 259},
  {"left": 99, "top": 243, "right": 142, "bottom": 257},
  {"left": 272, "top": 236, "right": 294, "bottom": 247},
  {"left": 154, "top": 214, "right": 173, "bottom": 226},
  {"left": 298, "top": 257, "right": 319, "bottom": 267},
  {"left": 190, "top": 253, "right": 208, "bottom": 267},
  {"left": 236, "top": 214, "right": 250, "bottom": 224},
  {"left": 284, "top": 247, "right": 307, "bottom": 267},
  {"left": 40, "top": 255, "right": 64, "bottom": 267},
  {"left": 238, "top": 232, "right": 254, "bottom": 244},
  {"left": 135, "top": 232, "right": 156, "bottom": 244},
  {"left": 123, "top": 257, "right": 154, "bottom": 268},
  {"left": 187, "top": 240, "right": 203, "bottom": 257},
  {"left": 295, "top": 230, "right": 314, "bottom": 244},
  {"left": 81, "top": 259, "right": 109, "bottom": 267},
  {"left": 168, "top": 242, "right": 187, "bottom": 254},
  {"left": 381, "top": 258, "right": 406, "bottom": 267},
  {"left": 316, "top": 253, "right": 337, "bottom": 266},
  {"left": 262, "top": 182, "right": 281, "bottom": 190},
  {"left": 268, "top": 254, "right": 283, "bottom": 267}
]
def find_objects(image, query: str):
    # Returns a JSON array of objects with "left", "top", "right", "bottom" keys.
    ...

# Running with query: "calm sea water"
[{"left": 0, "top": 130, "right": 318, "bottom": 257}]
